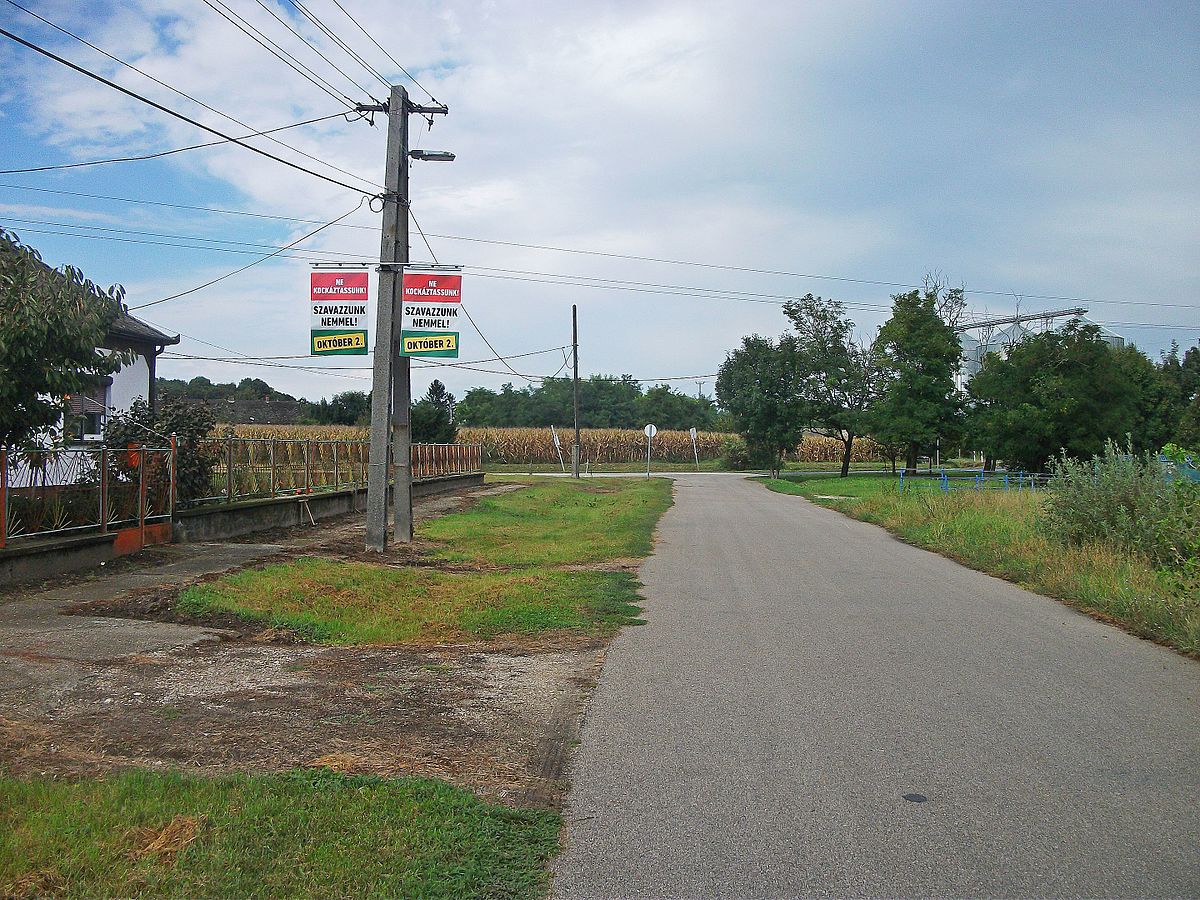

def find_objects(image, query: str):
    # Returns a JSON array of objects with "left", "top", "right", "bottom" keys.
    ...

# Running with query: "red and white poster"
[
  {"left": 310, "top": 271, "right": 369, "bottom": 355},
  {"left": 400, "top": 271, "right": 462, "bottom": 358}
]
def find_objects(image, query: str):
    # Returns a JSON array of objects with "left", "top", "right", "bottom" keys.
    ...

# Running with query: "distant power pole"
[
  {"left": 364, "top": 85, "right": 448, "bottom": 552},
  {"left": 571, "top": 304, "right": 580, "bottom": 478}
]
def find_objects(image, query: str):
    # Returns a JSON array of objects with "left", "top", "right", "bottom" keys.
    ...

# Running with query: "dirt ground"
[{"left": 0, "top": 484, "right": 610, "bottom": 808}]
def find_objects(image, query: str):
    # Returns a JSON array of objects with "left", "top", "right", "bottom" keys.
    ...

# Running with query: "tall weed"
[{"left": 1044, "top": 439, "right": 1200, "bottom": 570}]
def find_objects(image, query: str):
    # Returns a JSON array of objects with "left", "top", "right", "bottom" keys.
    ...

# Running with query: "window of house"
[{"left": 66, "top": 384, "right": 109, "bottom": 443}]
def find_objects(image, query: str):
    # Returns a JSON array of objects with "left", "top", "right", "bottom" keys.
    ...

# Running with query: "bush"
[
  {"left": 105, "top": 398, "right": 218, "bottom": 505},
  {"left": 1044, "top": 439, "right": 1200, "bottom": 569},
  {"left": 721, "top": 435, "right": 750, "bottom": 470}
]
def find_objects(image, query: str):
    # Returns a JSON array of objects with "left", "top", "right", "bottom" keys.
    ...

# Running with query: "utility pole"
[
  {"left": 571, "top": 304, "right": 580, "bottom": 478},
  {"left": 365, "top": 85, "right": 448, "bottom": 551}
]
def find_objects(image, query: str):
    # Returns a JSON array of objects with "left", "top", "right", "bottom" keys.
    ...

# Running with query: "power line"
[
  {"left": 176, "top": 345, "right": 569, "bottom": 364},
  {"left": 3, "top": 181, "right": 1193, "bottom": 314},
  {"left": 250, "top": 0, "right": 380, "bottom": 99},
  {"left": 200, "top": 0, "right": 360, "bottom": 108},
  {"left": 10, "top": 222, "right": 1199, "bottom": 334},
  {"left": 0, "top": 26, "right": 377, "bottom": 196},
  {"left": 284, "top": 0, "right": 390, "bottom": 90},
  {"left": 131, "top": 200, "right": 367, "bottom": 310},
  {"left": 10, "top": 217, "right": 1199, "bottom": 334},
  {"left": 3, "top": 0, "right": 382, "bottom": 189},
  {"left": 411, "top": 207, "right": 538, "bottom": 384},
  {"left": 327, "top": 0, "right": 440, "bottom": 102},
  {"left": 0, "top": 111, "right": 349, "bottom": 175}
]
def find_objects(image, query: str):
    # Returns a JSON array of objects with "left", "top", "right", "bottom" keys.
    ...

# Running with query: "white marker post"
[
  {"left": 644, "top": 423, "right": 657, "bottom": 479},
  {"left": 551, "top": 425, "right": 566, "bottom": 472},
  {"left": 690, "top": 426, "right": 699, "bottom": 471}
]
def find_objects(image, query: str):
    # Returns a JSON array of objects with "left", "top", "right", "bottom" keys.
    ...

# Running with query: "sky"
[{"left": 1, "top": 0, "right": 1197, "bottom": 403}]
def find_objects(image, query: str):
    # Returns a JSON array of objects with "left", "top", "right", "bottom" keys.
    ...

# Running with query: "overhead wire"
[
  {"left": 327, "top": 0, "right": 441, "bottom": 102},
  {"left": 2, "top": 181, "right": 1193, "bottom": 313},
  {"left": 0, "top": 26, "right": 378, "bottom": 196},
  {"left": 2, "top": 0, "right": 382, "bottom": 189},
  {"left": 0, "top": 111, "right": 350, "bottom": 175},
  {"left": 249, "top": 0, "right": 380, "bottom": 100},
  {"left": 130, "top": 199, "right": 367, "bottom": 310},
  {"left": 200, "top": 0, "right": 359, "bottom": 108},
  {"left": 284, "top": 0, "right": 390, "bottom": 90},
  {"left": 8, "top": 217, "right": 1198, "bottom": 333},
  {"left": 410, "top": 206, "right": 546, "bottom": 383}
]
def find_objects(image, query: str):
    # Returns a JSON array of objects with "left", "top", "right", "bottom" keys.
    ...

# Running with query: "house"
[{"left": 65, "top": 311, "right": 180, "bottom": 443}]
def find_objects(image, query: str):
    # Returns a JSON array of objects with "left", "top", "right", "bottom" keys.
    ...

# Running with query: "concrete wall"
[
  {"left": 0, "top": 533, "right": 116, "bottom": 586},
  {"left": 0, "top": 474, "right": 483, "bottom": 585},
  {"left": 173, "top": 473, "right": 484, "bottom": 543}
]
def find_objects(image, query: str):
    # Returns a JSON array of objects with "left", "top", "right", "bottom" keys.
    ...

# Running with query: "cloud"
[{"left": 1, "top": 0, "right": 1196, "bottom": 401}]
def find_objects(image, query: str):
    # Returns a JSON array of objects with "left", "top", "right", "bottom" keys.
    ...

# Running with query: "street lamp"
[{"left": 409, "top": 149, "right": 455, "bottom": 162}]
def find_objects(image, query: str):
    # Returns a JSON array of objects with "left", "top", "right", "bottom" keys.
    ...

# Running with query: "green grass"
[
  {"left": 180, "top": 559, "right": 642, "bottom": 644},
  {"left": 178, "top": 477, "right": 671, "bottom": 645},
  {"left": 764, "top": 476, "right": 1200, "bottom": 655},
  {"left": 0, "top": 769, "right": 559, "bottom": 899},
  {"left": 424, "top": 477, "right": 673, "bottom": 568}
]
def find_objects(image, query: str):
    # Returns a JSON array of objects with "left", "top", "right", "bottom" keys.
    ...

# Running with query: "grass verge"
[
  {"left": 0, "top": 769, "right": 559, "bottom": 899},
  {"left": 765, "top": 476, "right": 1200, "bottom": 655},
  {"left": 178, "top": 477, "right": 672, "bottom": 645},
  {"left": 181, "top": 560, "right": 643, "bottom": 644}
]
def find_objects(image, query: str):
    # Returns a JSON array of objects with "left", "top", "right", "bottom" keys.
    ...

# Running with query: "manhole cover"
[{"left": 902, "top": 793, "right": 928, "bottom": 803}]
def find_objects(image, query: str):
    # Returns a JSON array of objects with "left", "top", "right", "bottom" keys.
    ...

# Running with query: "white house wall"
[{"left": 109, "top": 353, "right": 150, "bottom": 414}]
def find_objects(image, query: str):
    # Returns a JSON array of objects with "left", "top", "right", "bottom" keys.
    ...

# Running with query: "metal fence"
[
  {"left": 0, "top": 439, "right": 483, "bottom": 545},
  {"left": 898, "top": 468, "right": 1052, "bottom": 494},
  {"left": 191, "top": 438, "right": 482, "bottom": 507},
  {"left": 1, "top": 444, "right": 175, "bottom": 549}
]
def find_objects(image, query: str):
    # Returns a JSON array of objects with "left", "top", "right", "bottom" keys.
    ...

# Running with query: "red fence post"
[
  {"left": 169, "top": 434, "right": 178, "bottom": 514},
  {"left": 0, "top": 446, "right": 7, "bottom": 550},
  {"left": 138, "top": 445, "right": 147, "bottom": 548},
  {"left": 99, "top": 446, "right": 108, "bottom": 534}
]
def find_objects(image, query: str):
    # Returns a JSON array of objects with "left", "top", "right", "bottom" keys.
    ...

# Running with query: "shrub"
[
  {"left": 1044, "top": 439, "right": 1200, "bottom": 569},
  {"left": 106, "top": 398, "right": 218, "bottom": 504},
  {"left": 721, "top": 435, "right": 750, "bottom": 470}
]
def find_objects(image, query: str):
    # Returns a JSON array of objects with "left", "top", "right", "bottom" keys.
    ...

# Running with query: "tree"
[
  {"left": 1176, "top": 394, "right": 1200, "bottom": 451},
  {"left": 0, "top": 230, "right": 130, "bottom": 448},
  {"left": 871, "top": 285, "right": 963, "bottom": 473},
  {"left": 104, "top": 397, "right": 217, "bottom": 504},
  {"left": 783, "top": 294, "right": 879, "bottom": 477},
  {"left": 638, "top": 384, "right": 718, "bottom": 431},
  {"left": 967, "top": 323, "right": 1149, "bottom": 471},
  {"left": 716, "top": 334, "right": 808, "bottom": 477},
  {"left": 411, "top": 380, "right": 457, "bottom": 443}
]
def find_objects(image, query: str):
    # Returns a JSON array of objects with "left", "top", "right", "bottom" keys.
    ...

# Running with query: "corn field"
[
  {"left": 219, "top": 424, "right": 885, "bottom": 465},
  {"left": 455, "top": 427, "right": 724, "bottom": 464},
  {"left": 220, "top": 424, "right": 370, "bottom": 441}
]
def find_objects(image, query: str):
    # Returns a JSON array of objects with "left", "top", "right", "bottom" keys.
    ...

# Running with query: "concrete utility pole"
[
  {"left": 572, "top": 304, "right": 580, "bottom": 478},
  {"left": 365, "top": 85, "right": 448, "bottom": 551}
]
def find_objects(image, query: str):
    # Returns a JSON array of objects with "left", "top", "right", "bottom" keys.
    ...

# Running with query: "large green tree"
[
  {"left": 716, "top": 334, "right": 808, "bottom": 477},
  {"left": 0, "top": 230, "right": 129, "bottom": 447},
  {"left": 967, "top": 323, "right": 1151, "bottom": 471},
  {"left": 411, "top": 380, "right": 457, "bottom": 444},
  {"left": 871, "top": 285, "right": 963, "bottom": 473},
  {"left": 783, "top": 294, "right": 879, "bottom": 477}
]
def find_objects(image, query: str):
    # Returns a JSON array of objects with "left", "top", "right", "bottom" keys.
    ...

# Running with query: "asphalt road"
[{"left": 552, "top": 474, "right": 1200, "bottom": 898}]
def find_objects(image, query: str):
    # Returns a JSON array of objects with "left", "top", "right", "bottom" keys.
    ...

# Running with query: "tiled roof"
[{"left": 107, "top": 311, "right": 180, "bottom": 347}]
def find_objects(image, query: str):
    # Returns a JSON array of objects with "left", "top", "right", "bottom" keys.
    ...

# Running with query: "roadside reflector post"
[{"left": 644, "top": 423, "right": 657, "bottom": 479}]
